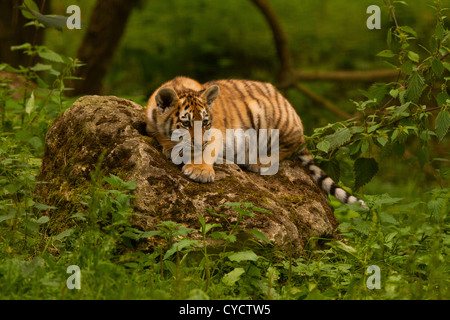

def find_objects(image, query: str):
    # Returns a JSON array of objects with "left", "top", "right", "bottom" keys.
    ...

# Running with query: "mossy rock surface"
[{"left": 36, "top": 95, "right": 339, "bottom": 254}]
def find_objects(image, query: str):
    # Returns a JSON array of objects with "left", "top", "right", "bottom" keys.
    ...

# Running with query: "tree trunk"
[
  {"left": 0, "top": 0, "right": 50, "bottom": 68},
  {"left": 70, "top": 0, "right": 139, "bottom": 95}
]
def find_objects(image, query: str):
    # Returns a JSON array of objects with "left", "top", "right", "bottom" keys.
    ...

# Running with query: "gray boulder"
[{"left": 36, "top": 95, "right": 340, "bottom": 254}]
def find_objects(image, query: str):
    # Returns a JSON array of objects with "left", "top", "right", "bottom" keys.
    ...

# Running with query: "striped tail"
[{"left": 296, "top": 148, "right": 367, "bottom": 209}]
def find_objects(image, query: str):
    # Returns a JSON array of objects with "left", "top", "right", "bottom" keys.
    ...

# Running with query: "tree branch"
[
  {"left": 249, "top": 0, "right": 398, "bottom": 119},
  {"left": 291, "top": 68, "right": 398, "bottom": 83},
  {"left": 249, "top": 0, "right": 293, "bottom": 83},
  {"left": 293, "top": 83, "right": 352, "bottom": 119}
]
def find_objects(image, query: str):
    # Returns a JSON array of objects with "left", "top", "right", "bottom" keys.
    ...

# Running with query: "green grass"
[{"left": 0, "top": 139, "right": 448, "bottom": 299}]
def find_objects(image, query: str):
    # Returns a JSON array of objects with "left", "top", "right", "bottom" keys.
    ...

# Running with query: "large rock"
[{"left": 36, "top": 95, "right": 340, "bottom": 254}]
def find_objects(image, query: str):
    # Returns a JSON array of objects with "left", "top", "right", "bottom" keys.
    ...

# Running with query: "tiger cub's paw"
[{"left": 182, "top": 163, "right": 215, "bottom": 183}]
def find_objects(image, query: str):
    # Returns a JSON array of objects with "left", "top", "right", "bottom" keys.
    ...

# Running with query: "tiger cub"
[{"left": 145, "top": 76, "right": 366, "bottom": 207}]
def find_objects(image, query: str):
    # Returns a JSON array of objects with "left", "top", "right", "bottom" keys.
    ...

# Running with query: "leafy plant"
[{"left": 308, "top": 0, "right": 450, "bottom": 199}]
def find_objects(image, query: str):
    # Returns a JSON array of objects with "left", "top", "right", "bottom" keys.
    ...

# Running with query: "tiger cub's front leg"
[
  {"left": 182, "top": 131, "right": 222, "bottom": 183},
  {"left": 182, "top": 163, "right": 215, "bottom": 183}
]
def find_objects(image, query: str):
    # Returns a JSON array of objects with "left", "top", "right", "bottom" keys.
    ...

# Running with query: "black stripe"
[
  {"left": 250, "top": 82, "right": 272, "bottom": 121},
  {"left": 329, "top": 183, "right": 337, "bottom": 196},
  {"left": 233, "top": 81, "right": 258, "bottom": 130},
  {"left": 217, "top": 98, "right": 229, "bottom": 129},
  {"left": 166, "top": 117, "right": 173, "bottom": 136},
  {"left": 274, "top": 92, "right": 285, "bottom": 129},
  {"left": 281, "top": 139, "right": 299, "bottom": 151},
  {"left": 317, "top": 173, "right": 327, "bottom": 188},
  {"left": 235, "top": 81, "right": 266, "bottom": 129},
  {"left": 303, "top": 159, "right": 313, "bottom": 167},
  {"left": 265, "top": 84, "right": 278, "bottom": 128},
  {"left": 151, "top": 108, "right": 157, "bottom": 121},
  {"left": 255, "top": 83, "right": 272, "bottom": 130},
  {"left": 343, "top": 191, "right": 350, "bottom": 203},
  {"left": 222, "top": 85, "right": 246, "bottom": 128},
  {"left": 227, "top": 79, "right": 247, "bottom": 99},
  {"left": 245, "top": 103, "right": 256, "bottom": 130}
]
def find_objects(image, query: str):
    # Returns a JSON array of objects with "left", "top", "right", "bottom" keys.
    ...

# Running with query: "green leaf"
[
  {"left": 34, "top": 202, "right": 57, "bottom": 210},
  {"left": 437, "top": 92, "right": 450, "bottom": 107},
  {"left": 389, "top": 88, "right": 399, "bottom": 98},
  {"left": 404, "top": 72, "right": 425, "bottom": 103},
  {"left": 25, "top": 92, "right": 35, "bottom": 115},
  {"left": 164, "top": 260, "right": 176, "bottom": 276},
  {"left": 435, "top": 24, "right": 445, "bottom": 41},
  {"left": 427, "top": 199, "right": 444, "bottom": 217},
  {"left": 11, "top": 43, "right": 32, "bottom": 52},
  {"left": 435, "top": 109, "right": 450, "bottom": 141},
  {"left": 20, "top": 0, "right": 39, "bottom": 19},
  {"left": 250, "top": 229, "right": 272, "bottom": 245},
  {"left": 368, "top": 83, "right": 390, "bottom": 102},
  {"left": 198, "top": 214, "right": 206, "bottom": 230},
  {"left": 54, "top": 228, "right": 74, "bottom": 241},
  {"left": 387, "top": 28, "right": 392, "bottom": 49},
  {"left": 164, "top": 239, "right": 199, "bottom": 260},
  {"left": 377, "top": 50, "right": 395, "bottom": 58},
  {"left": 316, "top": 140, "right": 330, "bottom": 153},
  {"left": 71, "top": 212, "right": 86, "bottom": 221},
  {"left": 354, "top": 157, "right": 378, "bottom": 190},
  {"left": 198, "top": 214, "right": 221, "bottom": 234},
  {"left": 251, "top": 205, "right": 273, "bottom": 215},
  {"left": 28, "top": 136, "right": 42, "bottom": 149},
  {"left": 320, "top": 158, "right": 340, "bottom": 182},
  {"left": 24, "top": 0, "right": 40, "bottom": 12},
  {"left": 327, "top": 240, "right": 357, "bottom": 256},
  {"left": 377, "top": 136, "right": 388, "bottom": 146},
  {"left": 37, "top": 47, "right": 64, "bottom": 63},
  {"left": 352, "top": 217, "right": 372, "bottom": 235},
  {"left": 0, "top": 212, "right": 15, "bottom": 223},
  {"left": 391, "top": 102, "right": 411, "bottom": 118},
  {"left": 222, "top": 268, "right": 245, "bottom": 286},
  {"left": 140, "top": 230, "right": 163, "bottom": 238},
  {"left": 402, "top": 26, "right": 417, "bottom": 37},
  {"left": 36, "top": 216, "right": 49, "bottom": 224},
  {"left": 211, "top": 231, "right": 237, "bottom": 243},
  {"left": 379, "top": 212, "right": 398, "bottom": 225},
  {"left": 392, "top": 141, "right": 405, "bottom": 157},
  {"left": 430, "top": 36, "right": 437, "bottom": 53},
  {"left": 400, "top": 60, "right": 414, "bottom": 75},
  {"left": 103, "top": 174, "right": 136, "bottom": 190},
  {"left": 432, "top": 58, "right": 444, "bottom": 77},
  {"left": 368, "top": 123, "right": 380, "bottom": 133},
  {"left": 29, "top": 9, "right": 68, "bottom": 31},
  {"left": 440, "top": 166, "right": 450, "bottom": 179},
  {"left": 30, "top": 63, "right": 52, "bottom": 72},
  {"left": 407, "top": 51, "right": 419, "bottom": 63},
  {"left": 416, "top": 148, "right": 428, "bottom": 168},
  {"left": 187, "top": 289, "right": 209, "bottom": 300},
  {"left": 228, "top": 250, "right": 259, "bottom": 262},
  {"left": 443, "top": 62, "right": 450, "bottom": 73},
  {"left": 325, "top": 128, "right": 352, "bottom": 150}
]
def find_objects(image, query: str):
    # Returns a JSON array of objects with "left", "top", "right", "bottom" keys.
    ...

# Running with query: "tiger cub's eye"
[
  {"left": 202, "top": 120, "right": 210, "bottom": 127},
  {"left": 181, "top": 120, "right": 191, "bottom": 127}
]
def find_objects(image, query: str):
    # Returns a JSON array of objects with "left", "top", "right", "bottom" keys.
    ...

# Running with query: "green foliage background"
[{"left": 0, "top": 0, "right": 449, "bottom": 300}]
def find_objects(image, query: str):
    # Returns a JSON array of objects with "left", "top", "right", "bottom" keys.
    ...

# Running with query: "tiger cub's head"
[{"left": 154, "top": 85, "right": 220, "bottom": 150}]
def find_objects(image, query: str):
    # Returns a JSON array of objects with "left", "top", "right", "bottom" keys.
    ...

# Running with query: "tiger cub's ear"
[
  {"left": 201, "top": 85, "right": 220, "bottom": 107},
  {"left": 155, "top": 87, "right": 178, "bottom": 113}
]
